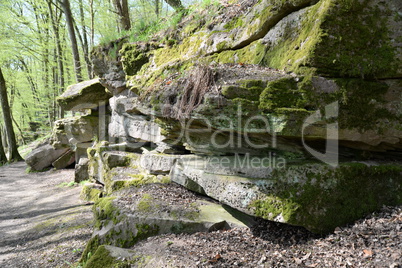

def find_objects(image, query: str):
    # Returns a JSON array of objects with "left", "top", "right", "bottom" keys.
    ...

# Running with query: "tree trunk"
[
  {"left": 47, "top": 0, "right": 65, "bottom": 119},
  {"left": 79, "top": 0, "right": 93, "bottom": 79},
  {"left": 112, "top": 0, "right": 131, "bottom": 31},
  {"left": 155, "top": 0, "right": 160, "bottom": 18},
  {"left": 0, "top": 126, "right": 7, "bottom": 164},
  {"left": 60, "top": 0, "right": 83, "bottom": 82},
  {"left": 164, "top": 0, "right": 183, "bottom": 11},
  {"left": 17, "top": 57, "right": 40, "bottom": 103},
  {"left": 0, "top": 68, "right": 23, "bottom": 162},
  {"left": 89, "top": 0, "right": 95, "bottom": 48}
]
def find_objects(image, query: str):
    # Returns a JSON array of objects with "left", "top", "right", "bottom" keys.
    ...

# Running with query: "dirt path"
[{"left": 0, "top": 162, "right": 93, "bottom": 267}]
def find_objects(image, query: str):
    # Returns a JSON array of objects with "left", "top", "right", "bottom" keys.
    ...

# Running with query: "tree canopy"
[{"left": 0, "top": 0, "right": 193, "bottom": 159}]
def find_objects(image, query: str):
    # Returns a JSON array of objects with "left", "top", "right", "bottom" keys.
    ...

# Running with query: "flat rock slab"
[
  {"left": 82, "top": 182, "right": 255, "bottom": 263},
  {"left": 57, "top": 78, "right": 112, "bottom": 111},
  {"left": 52, "top": 149, "right": 75, "bottom": 169},
  {"left": 25, "top": 143, "right": 69, "bottom": 171},
  {"left": 171, "top": 159, "right": 402, "bottom": 234}
]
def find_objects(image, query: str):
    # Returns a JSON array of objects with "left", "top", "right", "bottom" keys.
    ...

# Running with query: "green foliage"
[{"left": 99, "top": 10, "right": 187, "bottom": 46}]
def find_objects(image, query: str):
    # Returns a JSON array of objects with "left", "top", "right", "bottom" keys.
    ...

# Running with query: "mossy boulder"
[{"left": 171, "top": 158, "right": 402, "bottom": 234}]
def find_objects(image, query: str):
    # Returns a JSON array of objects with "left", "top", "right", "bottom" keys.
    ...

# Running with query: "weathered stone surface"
[
  {"left": 57, "top": 78, "right": 112, "bottom": 111},
  {"left": 139, "top": 152, "right": 177, "bottom": 175},
  {"left": 75, "top": 157, "right": 90, "bottom": 182},
  {"left": 109, "top": 112, "right": 164, "bottom": 144},
  {"left": 171, "top": 159, "right": 402, "bottom": 233},
  {"left": 87, "top": 145, "right": 141, "bottom": 185},
  {"left": 51, "top": 115, "right": 99, "bottom": 149},
  {"left": 52, "top": 149, "right": 75, "bottom": 169},
  {"left": 85, "top": 0, "right": 402, "bottom": 236},
  {"left": 84, "top": 184, "right": 253, "bottom": 258},
  {"left": 75, "top": 142, "right": 93, "bottom": 163},
  {"left": 86, "top": 145, "right": 174, "bottom": 193},
  {"left": 91, "top": 39, "right": 128, "bottom": 95},
  {"left": 25, "top": 143, "right": 69, "bottom": 171}
]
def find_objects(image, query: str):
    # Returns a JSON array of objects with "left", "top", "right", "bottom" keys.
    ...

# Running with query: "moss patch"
[
  {"left": 93, "top": 197, "right": 119, "bottom": 229},
  {"left": 259, "top": 77, "right": 305, "bottom": 111},
  {"left": 261, "top": 0, "right": 398, "bottom": 78},
  {"left": 80, "top": 235, "right": 100, "bottom": 264},
  {"left": 222, "top": 79, "right": 266, "bottom": 101},
  {"left": 120, "top": 43, "right": 150, "bottom": 76},
  {"left": 83, "top": 245, "right": 131, "bottom": 268},
  {"left": 80, "top": 184, "right": 103, "bottom": 202}
]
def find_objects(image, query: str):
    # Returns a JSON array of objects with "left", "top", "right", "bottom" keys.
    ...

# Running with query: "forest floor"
[
  {"left": 0, "top": 162, "right": 92, "bottom": 268},
  {"left": 0, "top": 162, "right": 401, "bottom": 267}
]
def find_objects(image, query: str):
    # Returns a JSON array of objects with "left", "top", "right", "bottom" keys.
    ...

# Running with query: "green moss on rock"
[
  {"left": 261, "top": 0, "right": 399, "bottom": 78},
  {"left": 120, "top": 43, "right": 150, "bottom": 76},
  {"left": 80, "top": 183, "right": 103, "bottom": 202},
  {"left": 83, "top": 245, "right": 132, "bottom": 268},
  {"left": 80, "top": 235, "right": 100, "bottom": 264},
  {"left": 259, "top": 78, "right": 305, "bottom": 111},
  {"left": 93, "top": 196, "right": 119, "bottom": 229},
  {"left": 222, "top": 80, "right": 265, "bottom": 101},
  {"left": 250, "top": 162, "right": 402, "bottom": 234}
]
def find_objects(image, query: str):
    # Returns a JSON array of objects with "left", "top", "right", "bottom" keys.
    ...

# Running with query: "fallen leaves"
[{"left": 128, "top": 205, "right": 402, "bottom": 267}]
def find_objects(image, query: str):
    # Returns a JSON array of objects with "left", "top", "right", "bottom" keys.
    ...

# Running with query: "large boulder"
[
  {"left": 57, "top": 78, "right": 112, "bottom": 111},
  {"left": 51, "top": 115, "right": 99, "bottom": 149},
  {"left": 25, "top": 143, "right": 69, "bottom": 171},
  {"left": 171, "top": 158, "right": 402, "bottom": 233}
]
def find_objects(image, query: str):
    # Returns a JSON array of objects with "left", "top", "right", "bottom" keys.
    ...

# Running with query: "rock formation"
[{"left": 27, "top": 0, "right": 402, "bottom": 265}]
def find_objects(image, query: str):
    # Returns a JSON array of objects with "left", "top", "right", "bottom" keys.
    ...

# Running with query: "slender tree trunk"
[
  {"left": 155, "top": 0, "right": 160, "bottom": 18},
  {"left": 79, "top": 0, "right": 93, "bottom": 78},
  {"left": 11, "top": 114, "right": 26, "bottom": 145},
  {"left": 89, "top": 0, "right": 95, "bottom": 48},
  {"left": 17, "top": 57, "right": 40, "bottom": 103},
  {"left": 0, "top": 127, "right": 7, "bottom": 164},
  {"left": 0, "top": 68, "right": 23, "bottom": 161},
  {"left": 60, "top": 0, "right": 83, "bottom": 82},
  {"left": 112, "top": 0, "right": 131, "bottom": 31},
  {"left": 48, "top": 0, "right": 66, "bottom": 119}
]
